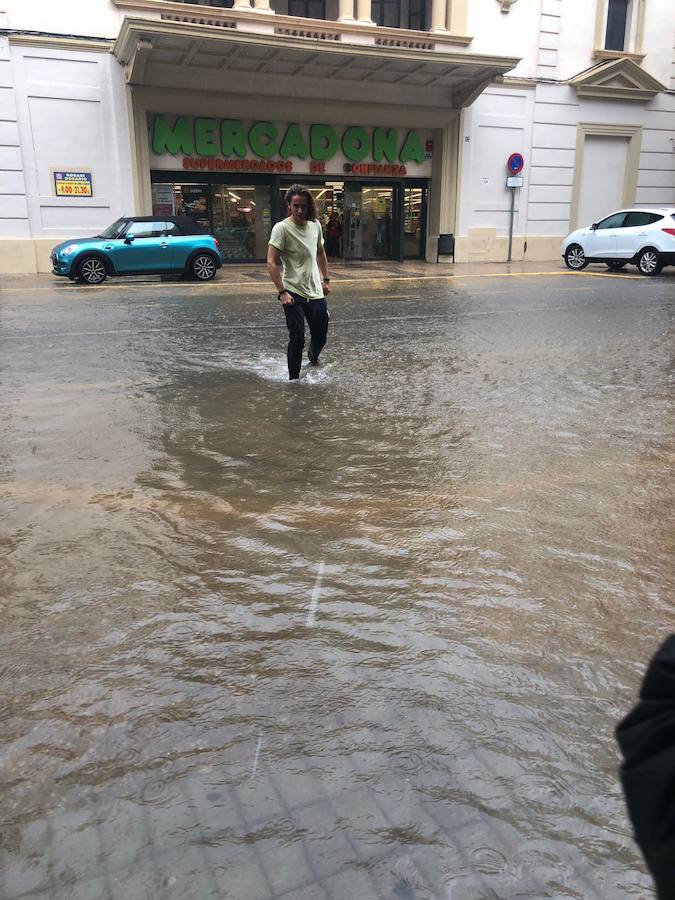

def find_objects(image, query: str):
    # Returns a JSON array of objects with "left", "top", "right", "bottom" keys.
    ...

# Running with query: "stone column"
[
  {"left": 426, "top": 119, "right": 460, "bottom": 262},
  {"left": 233, "top": 0, "right": 252, "bottom": 9},
  {"left": 430, "top": 0, "right": 447, "bottom": 33},
  {"left": 338, "top": 0, "right": 355, "bottom": 21},
  {"left": 356, "top": 0, "right": 374, "bottom": 25},
  {"left": 446, "top": 0, "right": 467, "bottom": 33},
  {"left": 253, "top": 0, "right": 273, "bottom": 11}
]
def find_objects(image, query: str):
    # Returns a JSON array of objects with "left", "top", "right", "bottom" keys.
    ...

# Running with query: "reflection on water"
[{"left": 0, "top": 275, "right": 673, "bottom": 898}]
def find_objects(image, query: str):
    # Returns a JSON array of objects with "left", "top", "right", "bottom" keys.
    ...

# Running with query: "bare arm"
[
  {"left": 317, "top": 246, "right": 331, "bottom": 295},
  {"left": 267, "top": 245, "right": 292, "bottom": 304}
]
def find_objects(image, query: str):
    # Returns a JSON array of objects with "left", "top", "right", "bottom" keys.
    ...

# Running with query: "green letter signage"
[
  {"left": 279, "top": 123, "right": 309, "bottom": 160},
  {"left": 221, "top": 120, "right": 246, "bottom": 158},
  {"left": 310, "top": 124, "right": 339, "bottom": 162},
  {"left": 195, "top": 118, "right": 219, "bottom": 157},
  {"left": 373, "top": 128, "right": 398, "bottom": 163},
  {"left": 152, "top": 115, "right": 194, "bottom": 155},
  {"left": 249, "top": 122, "right": 278, "bottom": 159},
  {"left": 152, "top": 115, "right": 429, "bottom": 170},
  {"left": 399, "top": 129, "right": 425, "bottom": 165},
  {"left": 342, "top": 126, "right": 370, "bottom": 163}
]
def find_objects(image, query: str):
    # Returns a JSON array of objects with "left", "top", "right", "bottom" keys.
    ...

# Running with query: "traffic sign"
[{"left": 507, "top": 153, "right": 524, "bottom": 174}]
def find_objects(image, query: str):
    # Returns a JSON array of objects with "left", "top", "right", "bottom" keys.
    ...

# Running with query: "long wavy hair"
[{"left": 284, "top": 184, "right": 317, "bottom": 222}]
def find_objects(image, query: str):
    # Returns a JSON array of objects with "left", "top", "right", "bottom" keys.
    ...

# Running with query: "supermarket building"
[{"left": 0, "top": 0, "right": 673, "bottom": 272}]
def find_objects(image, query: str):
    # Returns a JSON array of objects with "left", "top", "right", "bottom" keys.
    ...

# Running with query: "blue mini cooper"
[{"left": 51, "top": 216, "right": 223, "bottom": 285}]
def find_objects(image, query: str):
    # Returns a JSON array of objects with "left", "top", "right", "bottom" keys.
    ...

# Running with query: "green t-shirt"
[{"left": 269, "top": 218, "right": 324, "bottom": 300}]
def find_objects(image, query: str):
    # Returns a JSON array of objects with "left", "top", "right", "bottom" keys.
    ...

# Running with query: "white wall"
[
  {"left": 640, "top": 0, "right": 675, "bottom": 87},
  {"left": 557, "top": 0, "right": 600, "bottom": 81},
  {"left": 0, "top": 35, "right": 30, "bottom": 240},
  {"left": 468, "top": 0, "right": 675, "bottom": 87},
  {"left": 458, "top": 85, "right": 534, "bottom": 237},
  {"left": 5, "top": 0, "right": 127, "bottom": 39},
  {"left": 466, "top": 0, "right": 541, "bottom": 79},
  {"left": 636, "top": 94, "right": 675, "bottom": 206},
  {"left": 459, "top": 80, "right": 675, "bottom": 249},
  {"left": 8, "top": 44, "right": 134, "bottom": 241}
]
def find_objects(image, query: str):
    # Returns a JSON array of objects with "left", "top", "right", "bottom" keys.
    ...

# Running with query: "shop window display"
[{"left": 211, "top": 185, "right": 272, "bottom": 261}]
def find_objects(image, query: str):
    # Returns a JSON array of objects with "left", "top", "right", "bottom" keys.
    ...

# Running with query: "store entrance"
[
  {"left": 279, "top": 182, "right": 345, "bottom": 260},
  {"left": 279, "top": 181, "right": 427, "bottom": 262}
]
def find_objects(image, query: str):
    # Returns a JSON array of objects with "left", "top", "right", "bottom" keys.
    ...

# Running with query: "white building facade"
[{"left": 0, "top": 0, "right": 673, "bottom": 272}]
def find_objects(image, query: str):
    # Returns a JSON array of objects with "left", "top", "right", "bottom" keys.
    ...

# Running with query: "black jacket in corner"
[{"left": 617, "top": 635, "right": 675, "bottom": 900}]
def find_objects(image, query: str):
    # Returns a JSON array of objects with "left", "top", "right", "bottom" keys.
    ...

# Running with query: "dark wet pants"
[{"left": 283, "top": 292, "right": 329, "bottom": 380}]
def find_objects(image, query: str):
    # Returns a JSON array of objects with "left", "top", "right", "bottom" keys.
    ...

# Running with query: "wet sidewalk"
[{"left": 1, "top": 258, "right": 573, "bottom": 293}]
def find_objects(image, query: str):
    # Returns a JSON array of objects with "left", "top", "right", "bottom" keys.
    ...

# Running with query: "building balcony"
[
  {"left": 112, "top": 0, "right": 519, "bottom": 110},
  {"left": 113, "top": 0, "right": 472, "bottom": 53}
]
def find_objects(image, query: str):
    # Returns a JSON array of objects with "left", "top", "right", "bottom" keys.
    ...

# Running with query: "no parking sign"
[{"left": 507, "top": 152, "right": 525, "bottom": 175}]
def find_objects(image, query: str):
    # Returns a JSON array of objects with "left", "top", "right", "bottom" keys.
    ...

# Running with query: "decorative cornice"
[
  {"left": 569, "top": 56, "right": 665, "bottom": 101},
  {"left": 113, "top": 15, "right": 515, "bottom": 70},
  {"left": 7, "top": 32, "right": 114, "bottom": 52},
  {"left": 593, "top": 48, "right": 645, "bottom": 63},
  {"left": 111, "top": 0, "right": 474, "bottom": 45}
]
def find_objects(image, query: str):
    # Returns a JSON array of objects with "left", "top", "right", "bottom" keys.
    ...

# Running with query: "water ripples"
[{"left": 1, "top": 277, "right": 672, "bottom": 897}]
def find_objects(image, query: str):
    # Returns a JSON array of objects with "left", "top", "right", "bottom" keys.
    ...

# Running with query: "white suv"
[{"left": 562, "top": 207, "right": 675, "bottom": 276}]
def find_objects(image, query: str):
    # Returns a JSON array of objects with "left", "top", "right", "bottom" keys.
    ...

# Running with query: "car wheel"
[
  {"left": 606, "top": 261, "right": 626, "bottom": 271},
  {"left": 77, "top": 255, "right": 107, "bottom": 285},
  {"left": 636, "top": 247, "right": 663, "bottom": 276},
  {"left": 190, "top": 253, "right": 218, "bottom": 281},
  {"left": 564, "top": 244, "right": 588, "bottom": 270}
]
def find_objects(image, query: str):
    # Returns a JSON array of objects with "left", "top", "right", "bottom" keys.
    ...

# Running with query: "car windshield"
[{"left": 97, "top": 218, "right": 128, "bottom": 239}]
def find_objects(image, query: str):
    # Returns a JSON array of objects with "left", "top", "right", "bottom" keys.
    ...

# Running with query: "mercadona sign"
[{"left": 148, "top": 115, "right": 433, "bottom": 178}]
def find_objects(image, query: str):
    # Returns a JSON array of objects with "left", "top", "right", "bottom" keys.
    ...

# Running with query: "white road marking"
[
  {"left": 306, "top": 561, "right": 325, "bottom": 628},
  {"left": 251, "top": 735, "right": 262, "bottom": 778}
]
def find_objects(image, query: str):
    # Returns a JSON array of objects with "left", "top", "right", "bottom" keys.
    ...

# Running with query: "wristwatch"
[{"left": 278, "top": 290, "right": 289, "bottom": 300}]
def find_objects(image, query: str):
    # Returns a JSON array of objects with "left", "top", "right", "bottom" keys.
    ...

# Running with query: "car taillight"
[
  {"left": 214, "top": 238, "right": 220, "bottom": 247},
  {"left": 662, "top": 228, "right": 675, "bottom": 236}
]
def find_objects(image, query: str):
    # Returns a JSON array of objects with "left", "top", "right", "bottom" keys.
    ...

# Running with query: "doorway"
[
  {"left": 403, "top": 186, "right": 427, "bottom": 259},
  {"left": 279, "top": 180, "right": 428, "bottom": 261}
]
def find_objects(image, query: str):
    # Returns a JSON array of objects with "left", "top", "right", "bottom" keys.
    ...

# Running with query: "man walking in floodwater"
[{"left": 267, "top": 184, "right": 331, "bottom": 381}]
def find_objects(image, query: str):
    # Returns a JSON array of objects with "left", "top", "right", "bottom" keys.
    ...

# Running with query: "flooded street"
[{"left": 1, "top": 267, "right": 673, "bottom": 899}]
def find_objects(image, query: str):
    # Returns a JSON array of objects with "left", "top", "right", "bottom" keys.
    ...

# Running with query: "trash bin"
[{"left": 437, "top": 233, "right": 455, "bottom": 263}]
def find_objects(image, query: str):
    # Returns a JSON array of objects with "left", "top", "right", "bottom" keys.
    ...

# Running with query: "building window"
[
  {"left": 372, "top": 0, "right": 401, "bottom": 27},
  {"left": 605, "top": 0, "right": 630, "bottom": 51},
  {"left": 408, "top": 0, "right": 428, "bottom": 31},
  {"left": 288, "top": 0, "right": 326, "bottom": 17}
]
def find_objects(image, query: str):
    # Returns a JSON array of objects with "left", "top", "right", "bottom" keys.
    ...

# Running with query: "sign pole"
[
  {"left": 506, "top": 188, "right": 516, "bottom": 262},
  {"left": 507, "top": 186, "right": 515, "bottom": 263},
  {"left": 505, "top": 152, "right": 525, "bottom": 265}
]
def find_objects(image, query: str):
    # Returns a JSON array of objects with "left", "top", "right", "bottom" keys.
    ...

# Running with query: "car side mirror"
[
  {"left": 590, "top": 223, "right": 598, "bottom": 231},
  {"left": 124, "top": 234, "right": 135, "bottom": 244}
]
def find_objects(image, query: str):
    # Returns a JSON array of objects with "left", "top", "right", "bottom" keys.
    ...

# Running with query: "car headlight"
[{"left": 61, "top": 244, "right": 79, "bottom": 256}]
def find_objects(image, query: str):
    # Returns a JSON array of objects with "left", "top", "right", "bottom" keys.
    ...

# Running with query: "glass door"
[
  {"left": 360, "top": 187, "right": 393, "bottom": 260},
  {"left": 343, "top": 185, "right": 362, "bottom": 260},
  {"left": 315, "top": 184, "right": 344, "bottom": 259},
  {"left": 403, "top": 186, "right": 427, "bottom": 259}
]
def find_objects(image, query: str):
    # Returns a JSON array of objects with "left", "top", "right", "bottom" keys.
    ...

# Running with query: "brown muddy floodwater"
[{"left": 1, "top": 269, "right": 674, "bottom": 899}]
